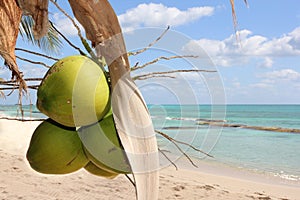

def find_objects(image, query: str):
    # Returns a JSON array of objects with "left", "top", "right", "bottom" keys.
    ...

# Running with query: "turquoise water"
[
  {"left": 1, "top": 104, "right": 300, "bottom": 182},
  {"left": 0, "top": 105, "right": 45, "bottom": 119},
  {"left": 148, "top": 104, "right": 300, "bottom": 183}
]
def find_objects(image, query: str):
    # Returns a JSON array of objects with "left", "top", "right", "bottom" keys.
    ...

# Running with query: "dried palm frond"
[
  {"left": 230, "top": 0, "right": 248, "bottom": 34},
  {"left": 17, "top": 0, "right": 49, "bottom": 40},
  {"left": 0, "top": 0, "right": 26, "bottom": 92}
]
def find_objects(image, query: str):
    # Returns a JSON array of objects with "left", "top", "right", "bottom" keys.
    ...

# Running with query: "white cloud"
[
  {"left": 232, "top": 80, "right": 241, "bottom": 88},
  {"left": 262, "top": 69, "right": 300, "bottom": 81},
  {"left": 250, "top": 69, "right": 300, "bottom": 92},
  {"left": 223, "top": 68, "right": 300, "bottom": 103},
  {"left": 52, "top": 13, "right": 85, "bottom": 37},
  {"left": 250, "top": 82, "right": 273, "bottom": 89},
  {"left": 118, "top": 3, "right": 214, "bottom": 32},
  {"left": 258, "top": 57, "right": 273, "bottom": 68},
  {"left": 184, "top": 27, "right": 300, "bottom": 67},
  {"left": 288, "top": 27, "right": 300, "bottom": 50}
]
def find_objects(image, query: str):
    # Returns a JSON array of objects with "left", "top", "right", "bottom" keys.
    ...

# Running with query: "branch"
[
  {"left": 0, "top": 78, "right": 43, "bottom": 84},
  {"left": 0, "top": 91, "right": 5, "bottom": 99},
  {"left": 133, "top": 69, "right": 217, "bottom": 81},
  {"left": 0, "top": 85, "right": 39, "bottom": 90},
  {"left": 156, "top": 130, "right": 213, "bottom": 158},
  {"left": 125, "top": 174, "right": 136, "bottom": 187},
  {"left": 16, "top": 56, "right": 50, "bottom": 68},
  {"left": 134, "top": 74, "right": 176, "bottom": 81},
  {"left": 6, "top": 88, "right": 15, "bottom": 96},
  {"left": 128, "top": 26, "right": 170, "bottom": 56},
  {"left": 23, "top": 78, "right": 43, "bottom": 82},
  {"left": 50, "top": 0, "right": 84, "bottom": 39},
  {"left": 131, "top": 55, "right": 199, "bottom": 71},
  {"left": 155, "top": 130, "right": 198, "bottom": 168},
  {"left": 49, "top": 21, "right": 86, "bottom": 56},
  {"left": 158, "top": 147, "right": 178, "bottom": 170},
  {"left": 15, "top": 48, "right": 59, "bottom": 61},
  {"left": 0, "top": 83, "right": 23, "bottom": 87},
  {"left": 50, "top": 0, "right": 100, "bottom": 65}
]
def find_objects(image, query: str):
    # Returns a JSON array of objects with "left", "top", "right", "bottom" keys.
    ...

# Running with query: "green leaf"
[{"left": 19, "top": 16, "right": 62, "bottom": 55}]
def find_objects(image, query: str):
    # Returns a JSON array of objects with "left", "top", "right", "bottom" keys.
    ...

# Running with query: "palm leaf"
[
  {"left": 19, "top": 16, "right": 62, "bottom": 55},
  {"left": 230, "top": 0, "right": 248, "bottom": 31}
]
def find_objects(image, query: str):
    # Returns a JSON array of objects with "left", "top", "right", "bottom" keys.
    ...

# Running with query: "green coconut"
[
  {"left": 37, "top": 55, "right": 110, "bottom": 127},
  {"left": 78, "top": 113, "right": 131, "bottom": 174},
  {"left": 84, "top": 162, "right": 118, "bottom": 179},
  {"left": 26, "top": 119, "right": 89, "bottom": 174}
]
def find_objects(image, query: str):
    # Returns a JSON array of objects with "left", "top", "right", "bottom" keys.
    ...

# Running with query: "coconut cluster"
[{"left": 26, "top": 55, "right": 130, "bottom": 177}]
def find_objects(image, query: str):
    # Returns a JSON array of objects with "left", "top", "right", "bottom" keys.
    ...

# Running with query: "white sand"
[{"left": 0, "top": 119, "right": 299, "bottom": 200}]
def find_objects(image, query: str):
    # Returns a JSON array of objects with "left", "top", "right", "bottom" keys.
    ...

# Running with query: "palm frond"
[
  {"left": 230, "top": 0, "right": 249, "bottom": 30},
  {"left": 19, "top": 16, "right": 62, "bottom": 55}
]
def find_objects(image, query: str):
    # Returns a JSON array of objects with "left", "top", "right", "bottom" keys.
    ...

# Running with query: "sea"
[{"left": 1, "top": 104, "right": 300, "bottom": 185}]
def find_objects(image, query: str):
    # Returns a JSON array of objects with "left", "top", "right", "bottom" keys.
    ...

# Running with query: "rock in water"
[
  {"left": 78, "top": 114, "right": 131, "bottom": 174},
  {"left": 26, "top": 119, "right": 89, "bottom": 174},
  {"left": 84, "top": 162, "right": 118, "bottom": 179},
  {"left": 37, "top": 55, "right": 110, "bottom": 127}
]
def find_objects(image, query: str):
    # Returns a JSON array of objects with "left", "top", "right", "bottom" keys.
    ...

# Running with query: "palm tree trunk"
[{"left": 68, "top": 1, "right": 159, "bottom": 199}]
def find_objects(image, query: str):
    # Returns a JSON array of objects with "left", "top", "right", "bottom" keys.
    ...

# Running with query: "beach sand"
[{"left": 0, "top": 119, "right": 299, "bottom": 200}]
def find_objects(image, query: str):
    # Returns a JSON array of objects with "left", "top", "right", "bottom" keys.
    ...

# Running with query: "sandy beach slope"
[{"left": 0, "top": 119, "right": 299, "bottom": 200}]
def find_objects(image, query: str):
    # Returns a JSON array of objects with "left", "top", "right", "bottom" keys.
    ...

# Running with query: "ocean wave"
[
  {"left": 171, "top": 117, "right": 199, "bottom": 121},
  {"left": 150, "top": 116, "right": 160, "bottom": 119},
  {"left": 273, "top": 172, "right": 300, "bottom": 181},
  {"left": 0, "top": 116, "right": 44, "bottom": 121},
  {"left": 163, "top": 117, "right": 227, "bottom": 122},
  {"left": 0, "top": 111, "right": 45, "bottom": 121},
  {"left": 165, "top": 117, "right": 173, "bottom": 121},
  {"left": 0, "top": 106, "right": 47, "bottom": 120},
  {"left": 153, "top": 116, "right": 198, "bottom": 121},
  {"left": 0, "top": 111, "right": 14, "bottom": 118},
  {"left": 219, "top": 162, "right": 300, "bottom": 184}
]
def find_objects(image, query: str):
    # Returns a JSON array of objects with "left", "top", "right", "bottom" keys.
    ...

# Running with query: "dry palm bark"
[
  {"left": 0, "top": 0, "right": 26, "bottom": 91},
  {"left": 17, "top": 0, "right": 49, "bottom": 40},
  {"left": 68, "top": 0, "right": 159, "bottom": 199}
]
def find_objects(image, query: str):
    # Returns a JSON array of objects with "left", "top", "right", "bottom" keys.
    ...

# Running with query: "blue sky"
[{"left": 1, "top": 0, "right": 300, "bottom": 105}]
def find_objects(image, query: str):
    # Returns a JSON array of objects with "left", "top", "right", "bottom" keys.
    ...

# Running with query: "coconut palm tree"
[{"left": 0, "top": 1, "right": 247, "bottom": 200}]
